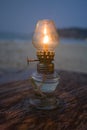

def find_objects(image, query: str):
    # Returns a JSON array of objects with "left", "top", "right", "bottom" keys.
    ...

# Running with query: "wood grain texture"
[{"left": 0, "top": 70, "right": 87, "bottom": 130}]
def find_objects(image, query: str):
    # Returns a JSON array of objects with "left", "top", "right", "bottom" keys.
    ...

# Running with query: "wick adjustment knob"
[{"left": 27, "top": 57, "right": 39, "bottom": 65}]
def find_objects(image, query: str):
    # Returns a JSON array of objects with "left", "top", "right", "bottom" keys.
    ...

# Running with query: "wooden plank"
[{"left": 0, "top": 70, "right": 87, "bottom": 130}]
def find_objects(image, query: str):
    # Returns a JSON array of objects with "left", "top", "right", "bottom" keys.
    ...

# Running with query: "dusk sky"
[{"left": 0, "top": 0, "right": 87, "bottom": 33}]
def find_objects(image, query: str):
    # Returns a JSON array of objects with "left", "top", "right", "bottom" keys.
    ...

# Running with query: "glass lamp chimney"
[{"left": 32, "top": 19, "right": 59, "bottom": 51}]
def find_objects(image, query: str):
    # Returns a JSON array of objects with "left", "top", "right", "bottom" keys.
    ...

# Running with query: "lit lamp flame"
[
  {"left": 44, "top": 27, "right": 47, "bottom": 34},
  {"left": 43, "top": 27, "right": 49, "bottom": 50},
  {"left": 43, "top": 35, "right": 49, "bottom": 44}
]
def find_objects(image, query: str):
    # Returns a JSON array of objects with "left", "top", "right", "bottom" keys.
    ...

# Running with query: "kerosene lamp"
[{"left": 27, "top": 19, "right": 59, "bottom": 110}]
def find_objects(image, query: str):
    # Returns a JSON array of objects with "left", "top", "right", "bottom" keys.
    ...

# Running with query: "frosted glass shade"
[{"left": 32, "top": 19, "right": 59, "bottom": 51}]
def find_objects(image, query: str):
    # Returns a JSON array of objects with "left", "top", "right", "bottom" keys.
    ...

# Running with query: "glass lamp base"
[
  {"left": 29, "top": 71, "right": 60, "bottom": 110},
  {"left": 29, "top": 95, "right": 60, "bottom": 110}
]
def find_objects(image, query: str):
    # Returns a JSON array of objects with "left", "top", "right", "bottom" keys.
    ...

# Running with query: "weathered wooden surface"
[{"left": 0, "top": 70, "right": 87, "bottom": 130}]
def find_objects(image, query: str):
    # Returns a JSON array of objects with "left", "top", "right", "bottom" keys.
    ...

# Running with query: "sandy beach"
[{"left": 0, "top": 40, "right": 87, "bottom": 84}]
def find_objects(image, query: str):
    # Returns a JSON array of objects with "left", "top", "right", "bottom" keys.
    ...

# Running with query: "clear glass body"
[
  {"left": 32, "top": 71, "right": 59, "bottom": 93},
  {"left": 32, "top": 19, "right": 59, "bottom": 51},
  {"left": 29, "top": 71, "right": 59, "bottom": 110}
]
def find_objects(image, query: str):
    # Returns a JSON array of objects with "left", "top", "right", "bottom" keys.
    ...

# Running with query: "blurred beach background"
[{"left": 0, "top": 0, "right": 87, "bottom": 84}]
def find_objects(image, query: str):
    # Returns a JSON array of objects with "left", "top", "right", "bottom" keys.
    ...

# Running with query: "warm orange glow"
[
  {"left": 43, "top": 27, "right": 49, "bottom": 45},
  {"left": 44, "top": 27, "right": 47, "bottom": 34},
  {"left": 43, "top": 35, "right": 49, "bottom": 44}
]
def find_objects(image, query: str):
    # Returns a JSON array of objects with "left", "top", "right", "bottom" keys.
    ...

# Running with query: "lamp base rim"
[{"left": 29, "top": 96, "right": 60, "bottom": 110}]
